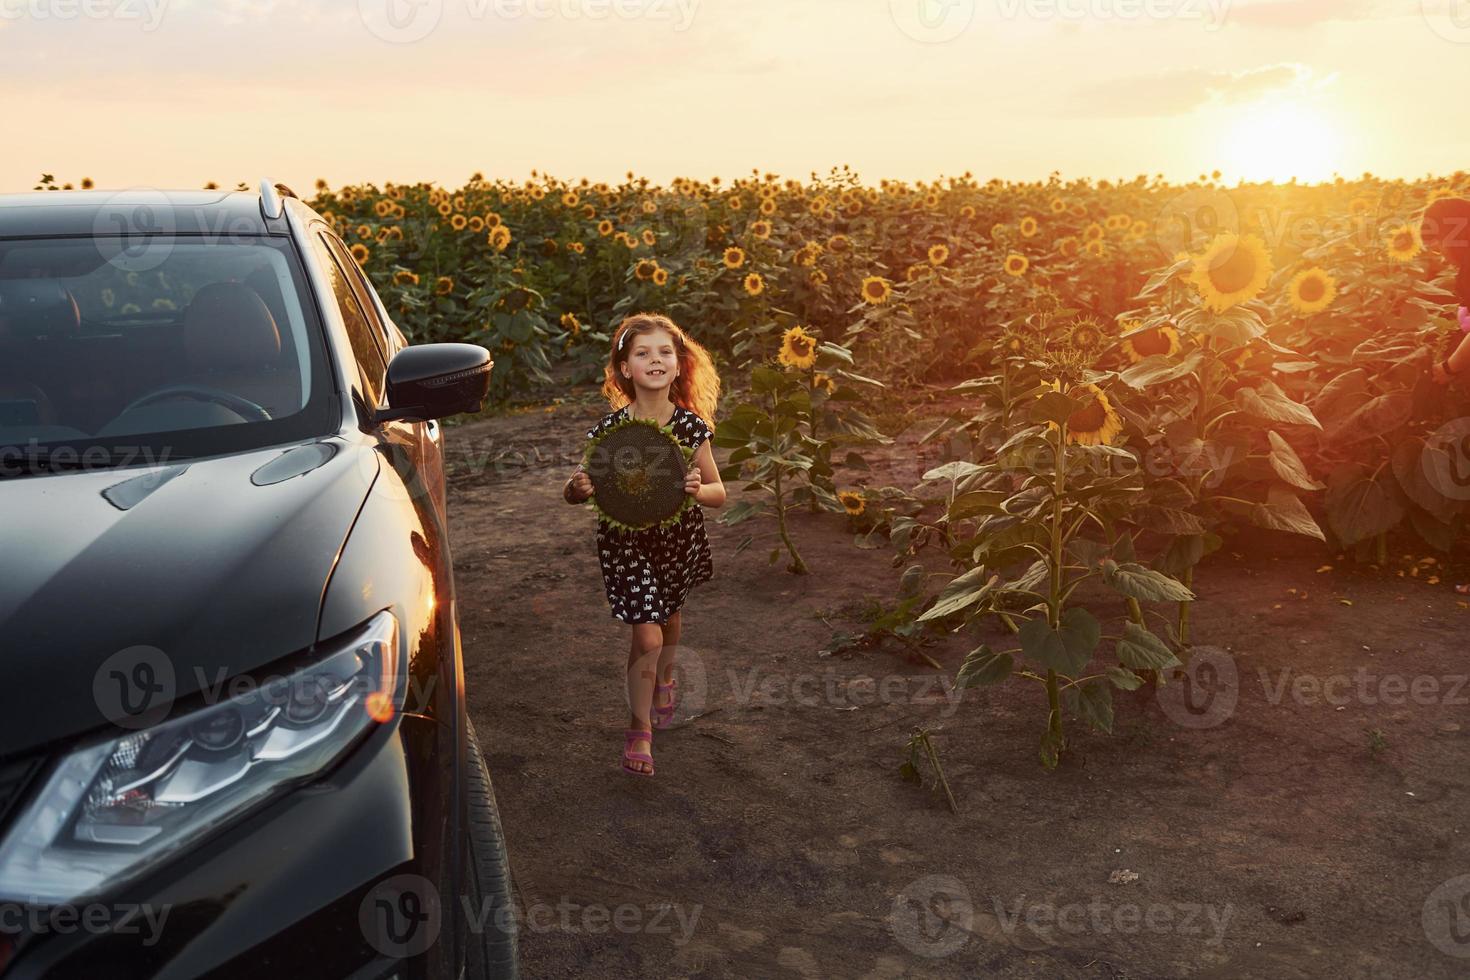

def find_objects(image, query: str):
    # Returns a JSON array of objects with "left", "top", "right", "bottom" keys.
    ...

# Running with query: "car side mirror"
[{"left": 373, "top": 343, "right": 493, "bottom": 424}]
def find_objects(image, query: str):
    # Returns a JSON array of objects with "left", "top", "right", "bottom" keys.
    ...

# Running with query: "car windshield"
[{"left": 0, "top": 236, "right": 334, "bottom": 476}]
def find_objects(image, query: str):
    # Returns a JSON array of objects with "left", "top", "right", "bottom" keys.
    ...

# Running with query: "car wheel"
[{"left": 462, "top": 717, "right": 520, "bottom": 979}]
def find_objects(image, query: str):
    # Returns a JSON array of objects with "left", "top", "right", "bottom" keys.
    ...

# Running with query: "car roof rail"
[{"left": 259, "top": 179, "right": 283, "bottom": 220}]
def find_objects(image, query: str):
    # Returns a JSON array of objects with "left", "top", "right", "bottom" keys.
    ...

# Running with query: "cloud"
[{"left": 1055, "top": 63, "right": 1318, "bottom": 117}]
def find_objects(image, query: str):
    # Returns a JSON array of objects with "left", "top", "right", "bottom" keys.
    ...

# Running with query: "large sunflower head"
[
  {"left": 778, "top": 326, "right": 818, "bottom": 369},
  {"left": 1003, "top": 253, "right": 1029, "bottom": 277},
  {"left": 1119, "top": 319, "right": 1181, "bottom": 362},
  {"left": 861, "top": 276, "right": 893, "bottom": 305},
  {"left": 1062, "top": 383, "right": 1124, "bottom": 447},
  {"left": 743, "top": 272, "right": 765, "bottom": 296},
  {"left": 349, "top": 243, "right": 371, "bottom": 265},
  {"left": 723, "top": 246, "right": 746, "bottom": 269},
  {"left": 1384, "top": 222, "right": 1423, "bottom": 263},
  {"left": 837, "top": 490, "right": 866, "bottom": 516},
  {"left": 1190, "top": 233, "right": 1273, "bottom": 312},
  {"left": 1287, "top": 267, "right": 1338, "bottom": 316},
  {"left": 597, "top": 219, "right": 615, "bottom": 237},
  {"left": 1049, "top": 196, "right": 1067, "bottom": 215},
  {"left": 635, "top": 258, "right": 658, "bottom": 281},
  {"left": 928, "top": 243, "right": 950, "bottom": 266},
  {"left": 1019, "top": 216, "right": 1039, "bottom": 238}
]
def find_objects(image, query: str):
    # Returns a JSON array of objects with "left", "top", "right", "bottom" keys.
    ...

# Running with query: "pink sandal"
[
  {"left": 621, "top": 728, "right": 654, "bottom": 777},
  {"left": 652, "top": 677, "right": 678, "bottom": 729}
]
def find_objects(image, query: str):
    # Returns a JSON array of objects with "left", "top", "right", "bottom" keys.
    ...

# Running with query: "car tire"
[{"left": 462, "top": 717, "right": 520, "bottom": 980}]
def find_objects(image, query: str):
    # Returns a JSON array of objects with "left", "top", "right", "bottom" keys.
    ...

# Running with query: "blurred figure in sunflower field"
[
  {"left": 1423, "top": 196, "right": 1470, "bottom": 384},
  {"left": 1422, "top": 196, "right": 1470, "bottom": 594}
]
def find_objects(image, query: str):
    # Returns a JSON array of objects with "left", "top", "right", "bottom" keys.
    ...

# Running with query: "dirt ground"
[{"left": 450, "top": 382, "right": 1470, "bottom": 980}]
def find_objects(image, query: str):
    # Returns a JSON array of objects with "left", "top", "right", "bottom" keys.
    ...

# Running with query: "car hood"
[{"left": 0, "top": 438, "right": 376, "bottom": 757}]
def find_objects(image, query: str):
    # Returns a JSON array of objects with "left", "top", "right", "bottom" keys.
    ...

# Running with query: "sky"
[{"left": 4, "top": 0, "right": 1470, "bottom": 193}]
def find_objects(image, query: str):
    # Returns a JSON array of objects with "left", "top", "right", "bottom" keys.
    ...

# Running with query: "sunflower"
[
  {"left": 827, "top": 233, "right": 851, "bottom": 253},
  {"left": 485, "top": 212, "right": 502, "bottom": 228},
  {"left": 642, "top": 199, "right": 658, "bottom": 214},
  {"left": 635, "top": 259, "right": 658, "bottom": 281},
  {"left": 349, "top": 243, "right": 370, "bottom": 265},
  {"left": 813, "top": 372, "right": 836, "bottom": 395},
  {"left": 562, "top": 191, "right": 579, "bottom": 207},
  {"left": 1287, "top": 267, "right": 1338, "bottom": 316},
  {"left": 356, "top": 224, "right": 373, "bottom": 240},
  {"left": 723, "top": 247, "right": 746, "bottom": 269},
  {"left": 906, "top": 263, "right": 931, "bottom": 282},
  {"left": 449, "top": 213, "right": 467, "bottom": 231},
  {"left": 1190, "top": 233, "right": 1273, "bottom": 312},
  {"left": 990, "top": 222, "right": 1009, "bottom": 241},
  {"left": 597, "top": 219, "right": 614, "bottom": 237},
  {"left": 568, "top": 241, "right": 586, "bottom": 254},
  {"left": 751, "top": 220, "right": 773, "bottom": 240},
  {"left": 1128, "top": 219, "right": 1149, "bottom": 240},
  {"left": 653, "top": 267, "right": 670, "bottom": 287},
  {"left": 1062, "top": 383, "right": 1124, "bottom": 447},
  {"left": 960, "top": 204, "right": 977, "bottom": 219},
  {"left": 560, "top": 312, "right": 581, "bottom": 334},
  {"left": 1066, "top": 317, "right": 1104, "bottom": 350},
  {"left": 374, "top": 199, "right": 393, "bottom": 218},
  {"left": 1120, "top": 321, "right": 1181, "bottom": 362},
  {"left": 1106, "top": 213, "right": 1131, "bottom": 231},
  {"left": 488, "top": 226, "right": 512, "bottom": 252},
  {"left": 434, "top": 276, "right": 454, "bottom": 296},
  {"left": 860, "top": 276, "right": 893, "bottom": 305},
  {"left": 928, "top": 243, "right": 950, "bottom": 266},
  {"left": 809, "top": 269, "right": 829, "bottom": 286},
  {"left": 436, "top": 201, "right": 453, "bottom": 217},
  {"left": 1003, "top": 253, "right": 1029, "bottom": 277},
  {"left": 393, "top": 269, "right": 420, "bottom": 287},
  {"left": 1082, "top": 222, "right": 1104, "bottom": 243},
  {"left": 744, "top": 272, "right": 765, "bottom": 296},
  {"left": 838, "top": 490, "right": 866, "bottom": 516},
  {"left": 760, "top": 198, "right": 778, "bottom": 216},
  {"left": 1058, "top": 236, "right": 1080, "bottom": 258},
  {"left": 778, "top": 326, "right": 818, "bottom": 369},
  {"left": 468, "top": 216, "right": 485, "bottom": 233},
  {"left": 1019, "top": 216, "right": 1039, "bottom": 238},
  {"left": 1385, "top": 222, "right": 1423, "bottom": 262},
  {"left": 1049, "top": 196, "right": 1067, "bottom": 214},
  {"left": 642, "top": 229, "right": 657, "bottom": 247}
]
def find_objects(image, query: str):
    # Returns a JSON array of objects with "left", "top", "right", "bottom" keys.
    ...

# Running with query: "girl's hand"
[
  {"left": 568, "top": 467, "right": 594, "bottom": 502},
  {"left": 1433, "top": 358, "right": 1452, "bottom": 385},
  {"left": 684, "top": 463, "right": 702, "bottom": 498}
]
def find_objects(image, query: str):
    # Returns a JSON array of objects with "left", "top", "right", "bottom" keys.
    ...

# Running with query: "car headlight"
[{"left": 0, "top": 610, "right": 401, "bottom": 905}]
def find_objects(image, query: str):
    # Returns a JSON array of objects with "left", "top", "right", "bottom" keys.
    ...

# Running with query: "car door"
[{"left": 308, "top": 227, "right": 448, "bottom": 524}]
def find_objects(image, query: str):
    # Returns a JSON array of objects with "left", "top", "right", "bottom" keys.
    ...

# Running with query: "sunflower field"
[{"left": 294, "top": 168, "right": 1470, "bottom": 765}]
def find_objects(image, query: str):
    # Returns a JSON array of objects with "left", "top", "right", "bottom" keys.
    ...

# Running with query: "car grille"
[{"left": 0, "top": 753, "right": 44, "bottom": 834}]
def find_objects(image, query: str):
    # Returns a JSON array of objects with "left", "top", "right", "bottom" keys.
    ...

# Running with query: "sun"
[{"left": 1220, "top": 100, "right": 1346, "bottom": 184}]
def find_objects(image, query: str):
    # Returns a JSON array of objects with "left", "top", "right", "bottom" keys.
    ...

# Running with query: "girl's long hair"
[{"left": 599, "top": 312, "right": 721, "bottom": 430}]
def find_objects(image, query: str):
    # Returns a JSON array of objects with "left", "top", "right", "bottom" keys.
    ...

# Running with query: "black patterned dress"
[{"left": 583, "top": 404, "right": 715, "bottom": 625}]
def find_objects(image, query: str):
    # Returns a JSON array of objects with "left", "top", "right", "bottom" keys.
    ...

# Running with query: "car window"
[
  {"left": 0, "top": 236, "right": 334, "bottom": 469},
  {"left": 324, "top": 233, "right": 400, "bottom": 360},
  {"left": 310, "top": 231, "right": 387, "bottom": 407}
]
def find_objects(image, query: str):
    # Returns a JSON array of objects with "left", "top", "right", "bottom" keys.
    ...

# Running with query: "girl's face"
[{"left": 620, "top": 328, "right": 678, "bottom": 393}]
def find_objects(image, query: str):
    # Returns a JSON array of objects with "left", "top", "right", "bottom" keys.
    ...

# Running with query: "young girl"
[
  {"left": 562, "top": 312, "right": 725, "bottom": 776},
  {"left": 1424, "top": 196, "right": 1470, "bottom": 384}
]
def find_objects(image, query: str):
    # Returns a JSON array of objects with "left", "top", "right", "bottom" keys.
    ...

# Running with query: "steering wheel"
[{"left": 115, "top": 384, "right": 272, "bottom": 423}]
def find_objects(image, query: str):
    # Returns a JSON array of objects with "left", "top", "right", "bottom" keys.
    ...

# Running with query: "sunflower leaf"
[
  {"left": 1116, "top": 622, "right": 1181, "bottom": 671},
  {"left": 1100, "top": 559, "right": 1195, "bottom": 602},
  {"left": 1018, "top": 608, "right": 1100, "bottom": 675},
  {"left": 1030, "top": 391, "right": 1083, "bottom": 426},
  {"left": 956, "top": 645, "right": 1013, "bottom": 687}
]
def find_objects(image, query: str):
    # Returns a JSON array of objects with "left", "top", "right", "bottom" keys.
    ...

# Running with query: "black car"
[{"left": 0, "top": 183, "right": 518, "bottom": 979}]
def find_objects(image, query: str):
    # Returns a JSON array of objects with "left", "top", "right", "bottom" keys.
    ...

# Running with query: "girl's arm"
[
  {"left": 685, "top": 440, "right": 726, "bottom": 508},
  {"left": 1432, "top": 316, "right": 1470, "bottom": 384}
]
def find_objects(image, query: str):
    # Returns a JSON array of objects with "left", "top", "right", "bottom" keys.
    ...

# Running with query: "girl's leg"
[
  {"left": 625, "top": 623, "right": 662, "bottom": 774},
  {"left": 654, "top": 611, "right": 681, "bottom": 713}
]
